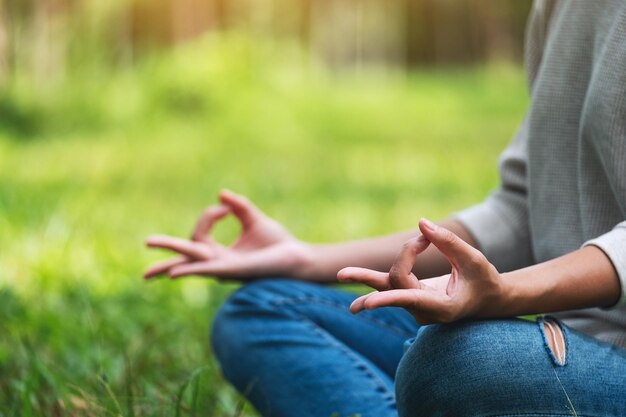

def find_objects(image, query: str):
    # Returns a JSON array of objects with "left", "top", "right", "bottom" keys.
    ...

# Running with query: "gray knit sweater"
[{"left": 455, "top": 0, "right": 626, "bottom": 348}]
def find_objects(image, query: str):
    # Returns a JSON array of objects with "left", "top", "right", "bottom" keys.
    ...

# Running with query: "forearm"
[
  {"left": 299, "top": 219, "right": 476, "bottom": 282},
  {"left": 496, "top": 246, "right": 621, "bottom": 317}
]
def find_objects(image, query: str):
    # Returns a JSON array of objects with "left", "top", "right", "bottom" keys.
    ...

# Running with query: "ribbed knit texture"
[{"left": 455, "top": 0, "right": 626, "bottom": 348}]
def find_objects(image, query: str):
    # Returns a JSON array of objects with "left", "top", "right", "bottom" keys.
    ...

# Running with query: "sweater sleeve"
[
  {"left": 453, "top": 116, "right": 534, "bottom": 272},
  {"left": 453, "top": 1, "right": 556, "bottom": 272},
  {"left": 584, "top": 222, "right": 626, "bottom": 307}
]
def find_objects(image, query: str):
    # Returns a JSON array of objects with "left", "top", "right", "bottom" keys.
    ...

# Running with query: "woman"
[{"left": 145, "top": 1, "right": 626, "bottom": 416}]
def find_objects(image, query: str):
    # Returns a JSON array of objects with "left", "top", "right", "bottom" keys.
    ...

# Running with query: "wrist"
[
  {"left": 290, "top": 242, "right": 321, "bottom": 281},
  {"left": 292, "top": 243, "right": 344, "bottom": 283},
  {"left": 471, "top": 269, "right": 512, "bottom": 319},
  {"left": 494, "top": 271, "right": 520, "bottom": 316},
  {"left": 497, "top": 269, "right": 555, "bottom": 317}
]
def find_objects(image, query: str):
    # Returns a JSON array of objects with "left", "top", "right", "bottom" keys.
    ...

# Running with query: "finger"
[
  {"left": 337, "top": 267, "right": 392, "bottom": 291},
  {"left": 191, "top": 205, "right": 230, "bottom": 242},
  {"left": 144, "top": 256, "right": 188, "bottom": 279},
  {"left": 418, "top": 218, "right": 485, "bottom": 271},
  {"left": 352, "top": 289, "right": 448, "bottom": 317},
  {"left": 168, "top": 244, "right": 297, "bottom": 280},
  {"left": 169, "top": 255, "right": 269, "bottom": 279},
  {"left": 349, "top": 292, "right": 377, "bottom": 314},
  {"left": 388, "top": 235, "right": 430, "bottom": 289},
  {"left": 219, "top": 189, "right": 263, "bottom": 229},
  {"left": 168, "top": 261, "right": 216, "bottom": 278},
  {"left": 146, "top": 235, "right": 212, "bottom": 259}
]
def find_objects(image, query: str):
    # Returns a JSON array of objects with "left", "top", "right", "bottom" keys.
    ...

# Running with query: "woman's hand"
[
  {"left": 144, "top": 190, "right": 314, "bottom": 280},
  {"left": 338, "top": 218, "right": 505, "bottom": 325}
]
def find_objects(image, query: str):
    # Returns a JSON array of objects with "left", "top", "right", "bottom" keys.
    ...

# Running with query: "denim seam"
[
  {"left": 295, "top": 311, "right": 397, "bottom": 409},
  {"left": 270, "top": 296, "right": 416, "bottom": 339}
]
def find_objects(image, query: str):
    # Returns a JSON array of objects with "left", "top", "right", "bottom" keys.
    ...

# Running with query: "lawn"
[{"left": 0, "top": 35, "right": 528, "bottom": 416}]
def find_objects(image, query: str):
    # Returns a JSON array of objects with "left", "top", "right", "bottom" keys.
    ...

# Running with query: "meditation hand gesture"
[
  {"left": 338, "top": 219, "right": 504, "bottom": 325},
  {"left": 144, "top": 190, "right": 312, "bottom": 280}
]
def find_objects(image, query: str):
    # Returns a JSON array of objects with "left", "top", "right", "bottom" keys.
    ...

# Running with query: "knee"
[
  {"left": 210, "top": 279, "right": 314, "bottom": 375},
  {"left": 395, "top": 320, "right": 534, "bottom": 417}
]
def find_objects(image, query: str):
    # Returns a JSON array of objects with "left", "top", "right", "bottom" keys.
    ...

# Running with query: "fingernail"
[
  {"left": 421, "top": 218, "right": 437, "bottom": 232},
  {"left": 416, "top": 234, "right": 428, "bottom": 243}
]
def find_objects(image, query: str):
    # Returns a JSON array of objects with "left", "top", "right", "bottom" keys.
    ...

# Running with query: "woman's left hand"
[{"left": 337, "top": 218, "right": 505, "bottom": 325}]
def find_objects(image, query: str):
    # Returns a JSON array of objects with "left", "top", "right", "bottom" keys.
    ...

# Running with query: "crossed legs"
[{"left": 212, "top": 280, "right": 626, "bottom": 417}]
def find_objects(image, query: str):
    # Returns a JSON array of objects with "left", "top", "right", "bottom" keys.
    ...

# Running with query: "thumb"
[
  {"left": 219, "top": 190, "right": 263, "bottom": 228},
  {"left": 418, "top": 218, "right": 484, "bottom": 271}
]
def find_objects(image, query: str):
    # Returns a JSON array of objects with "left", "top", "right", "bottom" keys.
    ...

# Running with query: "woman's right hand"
[{"left": 144, "top": 190, "right": 314, "bottom": 281}]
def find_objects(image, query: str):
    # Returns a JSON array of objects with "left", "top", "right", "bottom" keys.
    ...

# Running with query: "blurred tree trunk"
[
  {"left": 404, "top": 0, "right": 436, "bottom": 66},
  {"left": 0, "top": 2, "right": 7, "bottom": 84},
  {"left": 171, "top": 0, "right": 214, "bottom": 42},
  {"left": 131, "top": 0, "right": 223, "bottom": 46},
  {"left": 473, "top": 0, "right": 516, "bottom": 62},
  {"left": 31, "top": 0, "right": 66, "bottom": 86}
]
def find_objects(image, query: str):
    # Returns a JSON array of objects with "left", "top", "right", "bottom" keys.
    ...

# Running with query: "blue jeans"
[{"left": 211, "top": 279, "right": 626, "bottom": 417}]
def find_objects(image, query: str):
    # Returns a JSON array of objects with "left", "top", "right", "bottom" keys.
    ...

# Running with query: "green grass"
[{"left": 0, "top": 34, "right": 528, "bottom": 416}]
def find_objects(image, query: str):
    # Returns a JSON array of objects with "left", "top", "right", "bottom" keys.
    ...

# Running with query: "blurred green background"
[{"left": 0, "top": 1, "right": 530, "bottom": 416}]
